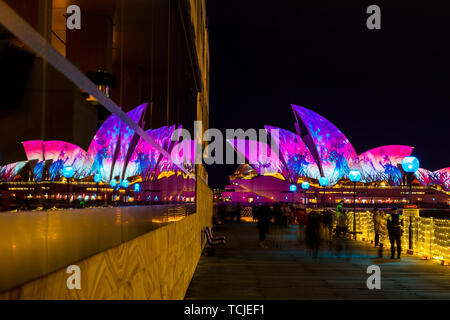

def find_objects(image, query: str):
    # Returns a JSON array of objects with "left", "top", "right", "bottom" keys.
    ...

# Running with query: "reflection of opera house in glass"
[
  {"left": 0, "top": 103, "right": 195, "bottom": 210},
  {"left": 222, "top": 105, "right": 450, "bottom": 206}
]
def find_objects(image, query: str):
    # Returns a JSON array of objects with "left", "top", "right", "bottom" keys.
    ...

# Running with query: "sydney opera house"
[
  {"left": 222, "top": 105, "right": 450, "bottom": 207},
  {"left": 0, "top": 103, "right": 196, "bottom": 210}
]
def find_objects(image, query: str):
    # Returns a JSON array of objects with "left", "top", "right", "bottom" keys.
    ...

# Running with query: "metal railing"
[{"left": 349, "top": 211, "right": 450, "bottom": 262}]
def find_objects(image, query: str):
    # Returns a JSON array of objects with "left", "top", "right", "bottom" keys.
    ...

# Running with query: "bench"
[{"left": 203, "top": 226, "right": 226, "bottom": 254}]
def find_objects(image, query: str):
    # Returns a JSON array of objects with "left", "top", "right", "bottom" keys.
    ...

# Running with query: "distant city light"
[
  {"left": 110, "top": 179, "right": 117, "bottom": 188},
  {"left": 134, "top": 183, "right": 141, "bottom": 192},
  {"left": 301, "top": 181, "right": 310, "bottom": 190},
  {"left": 289, "top": 184, "right": 297, "bottom": 192}
]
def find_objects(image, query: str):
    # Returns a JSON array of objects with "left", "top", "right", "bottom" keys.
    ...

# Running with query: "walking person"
[
  {"left": 272, "top": 203, "right": 282, "bottom": 247},
  {"left": 336, "top": 200, "right": 348, "bottom": 237},
  {"left": 297, "top": 208, "right": 308, "bottom": 244},
  {"left": 387, "top": 207, "right": 404, "bottom": 259},
  {"left": 306, "top": 210, "right": 322, "bottom": 258},
  {"left": 323, "top": 209, "right": 335, "bottom": 245},
  {"left": 373, "top": 208, "right": 382, "bottom": 247},
  {"left": 257, "top": 204, "right": 271, "bottom": 248},
  {"left": 377, "top": 210, "right": 387, "bottom": 258}
]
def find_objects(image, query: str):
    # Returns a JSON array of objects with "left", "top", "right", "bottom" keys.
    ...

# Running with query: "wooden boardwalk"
[{"left": 185, "top": 223, "right": 450, "bottom": 300}]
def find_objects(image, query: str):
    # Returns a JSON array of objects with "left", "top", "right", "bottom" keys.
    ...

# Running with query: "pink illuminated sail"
[
  {"left": 434, "top": 168, "right": 450, "bottom": 191},
  {"left": 22, "top": 140, "right": 44, "bottom": 161},
  {"left": 415, "top": 168, "right": 436, "bottom": 186},
  {"left": 358, "top": 145, "right": 413, "bottom": 185},
  {"left": 43, "top": 141, "right": 89, "bottom": 180},
  {"left": 0, "top": 161, "right": 27, "bottom": 181}
]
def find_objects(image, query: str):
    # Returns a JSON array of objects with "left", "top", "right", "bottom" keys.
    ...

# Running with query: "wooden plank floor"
[{"left": 185, "top": 223, "right": 450, "bottom": 300}]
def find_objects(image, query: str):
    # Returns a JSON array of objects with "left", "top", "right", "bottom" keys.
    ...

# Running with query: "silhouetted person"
[
  {"left": 257, "top": 204, "right": 271, "bottom": 248},
  {"left": 336, "top": 200, "right": 348, "bottom": 237},
  {"left": 387, "top": 207, "right": 404, "bottom": 259},
  {"left": 272, "top": 203, "right": 282, "bottom": 246},
  {"left": 236, "top": 203, "right": 242, "bottom": 223},
  {"left": 373, "top": 208, "right": 382, "bottom": 247},
  {"left": 306, "top": 211, "right": 322, "bottom": 258},
  {"left": 252, "top": 204, "right": 257, "bottom": 222},
  {"left": 323, "top": 209, "right": 335, "bottom": 244}
]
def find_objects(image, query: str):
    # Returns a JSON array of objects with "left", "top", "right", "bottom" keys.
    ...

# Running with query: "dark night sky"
[{"left": 205, "top": 1, "right": 450, "bottom": 188}]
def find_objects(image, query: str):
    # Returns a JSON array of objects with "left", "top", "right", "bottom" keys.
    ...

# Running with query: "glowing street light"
[
  {"left": 402, "top": 156, "right": 420, "bottom": 252},
  {"left": 349, "top": 169, "right": 362, "bottom": 238},
  {"left": 121, "top": 179, "right": 130, "bottom": 203},
  {"left": 110, "top": 179, "right": 117, "bottom": 205},
  {"left": 319, "top": 176, "right": 329, "bottom": 207},
  {"left": 133, "top": 183, "right": 141, "bottom": 204},
  {"left": 402, "top": 156, "right": 419, "bottom": 204},
  {"left": 62, "top": 166, "right": 74, "bottom": 208},
  {"left": 289, "top": 184, "right": 297, "bottom": 204},
  {"left": 301, "top": 181, "right": 310, "bottom": 205},
  {"left": 121, "top": 179, "right": 130, "bottom": 188},
  {"left": 94, "top": 173, "right": 102, "bottom": 183},
  {"left": 94, "top": 173, "right": 101, "bottom": 206},
  {"left": 62, "top": 166, "right": 75, "bottom": 179},
  {"left": 402, "top": 156, "right": 420, "bottom": 173}
]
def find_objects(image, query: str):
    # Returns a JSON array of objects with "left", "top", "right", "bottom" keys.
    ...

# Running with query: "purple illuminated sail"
[
  {"left": 87, "top": 104, "right": 146, "bottom": 182},
  {"left": 228, "top": 139, "right": 288, "bottom": 180},
  {"left": 153, "top": 126, "right": 183, "bottom": 179},
  {"left": 265, "top": 126, "right": 320, "bottom": 182},
  {"left": 292, "top": 105, "right": 359, "bottom": 185},
  {"left": 358, "top": 145, "right": 413, "bottom": 185},
  {"left": 434, "top": 168, "right": 450, "bottom": 191},
  {"left": 110, "top": 103, "right": 147, "bottom": 180},
  {"left": 124, "top": 126, "right": 174, "bottom": 180}
]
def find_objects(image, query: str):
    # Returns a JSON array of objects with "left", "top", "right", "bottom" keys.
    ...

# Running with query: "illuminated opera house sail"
[{"left": 224, "top": 105, "right": 449, "bottom": 205}]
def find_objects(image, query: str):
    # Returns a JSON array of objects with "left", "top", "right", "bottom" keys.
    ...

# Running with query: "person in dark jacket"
[
  {"left": 257, "top": 204, "right": 272, "bottom": 248},
  {"left": 387, "top": 207, "right": 404, "bottom": 259}
]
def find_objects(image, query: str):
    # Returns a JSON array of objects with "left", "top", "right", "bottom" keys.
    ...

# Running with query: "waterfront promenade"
[{"left": 185, "top": 223, "right": 450, "bottom": 299}]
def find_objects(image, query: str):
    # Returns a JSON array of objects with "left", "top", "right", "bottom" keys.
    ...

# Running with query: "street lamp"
[
  {"left": 402, "top": 156, "right": 420, "bottom": 252},
  {"left": 301, "top": 181, "right": 310, "bottom": 206},
  {"left": 121, "top": 179, "right": 129, "bottom": 204},
  {"left": 289, "top": 184, "right": 297, "bottom": 204},
  {"left": 110, "top": 179, "right": 117, "bottom": 205},
  {"left": 94, "top": 173, "right": 101, "bottom": 206},
  {"left": 62, "top": 166, "right": 74, "bottom": 208},
  {"left": 134, "top": 183, "right": 141, "bottom": 205},
  {"left": 349, "top": 169, "right": 362, "bottom": 239},
  {"left": 319, "top": 176, "right": 329, "bottom": 208},
  {"left": 402, "top": 156, "right": 420, "bottom": 204}
]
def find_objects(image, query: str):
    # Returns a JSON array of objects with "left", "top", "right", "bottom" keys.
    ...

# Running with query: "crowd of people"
[{"left": 218, "top": 200, "right": 406, "bottom": 259}]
